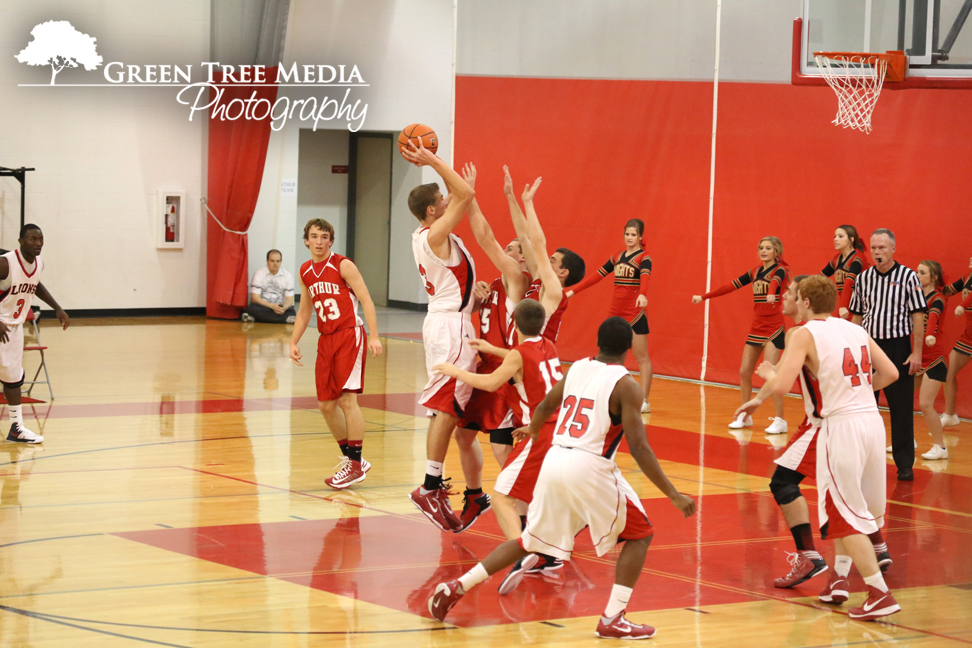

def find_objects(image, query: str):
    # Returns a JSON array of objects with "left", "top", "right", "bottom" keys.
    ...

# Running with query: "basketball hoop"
[{"left": 813, "top": 51, "right": 906, "bottom": 134}]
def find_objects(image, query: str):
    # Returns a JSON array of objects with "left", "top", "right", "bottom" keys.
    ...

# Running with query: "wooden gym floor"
[{"left": 1, "top": 314, "right": 970, "bottom": 647}]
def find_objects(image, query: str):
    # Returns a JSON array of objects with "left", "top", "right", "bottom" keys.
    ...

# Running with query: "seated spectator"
[{"left": 242, "top": 250, "right": 296, "bottom": 324}]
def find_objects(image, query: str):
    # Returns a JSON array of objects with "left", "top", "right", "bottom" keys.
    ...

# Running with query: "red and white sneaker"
[
  {"left": 428, "top": 579, "right": 464, "bottom": 621},
  {"left": 774, "top": 552, "right": 828, "bottom": 588},
  {"left": 595, "top": 611, "right": 656, "bottom": 640},
  {"left": 325, "top": 457, "right": 367, "bottom": 490},
  {"left": 848, "top": 586, "right": 901, "bottom": 621},
  {"left": 6, "top": 424, "right": 43, "bottom": 444},
  {"left": 818, "top": 573, "right": 850, "bottom": 604},
  {"left": 409, "top": 482, "right": 461, "bottom": 531},
  {"left": 454, "top": 490, "right": 491, "bottom": 533}
]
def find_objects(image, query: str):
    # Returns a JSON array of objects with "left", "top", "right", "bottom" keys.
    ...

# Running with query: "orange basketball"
[{"left": 398, "top": 123, "right": 438, "bottom": 158}]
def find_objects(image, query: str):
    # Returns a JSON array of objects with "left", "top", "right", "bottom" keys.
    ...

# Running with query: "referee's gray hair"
[{"left": 871, "top": 228, "right": 896, "bottom": 243}]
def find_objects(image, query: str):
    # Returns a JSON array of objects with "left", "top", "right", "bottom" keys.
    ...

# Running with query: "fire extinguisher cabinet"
[{"left": 157, "top": 190, "right": 185, "bottom": 249}]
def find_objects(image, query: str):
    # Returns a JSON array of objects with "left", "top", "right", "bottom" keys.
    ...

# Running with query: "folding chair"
[{"left": 23, "top": 307, "right": 53, "bottom": 400}]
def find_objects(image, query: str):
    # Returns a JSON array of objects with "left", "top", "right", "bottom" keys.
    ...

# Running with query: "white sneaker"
[
  {"left": 286, "top": 315, "right": 296, "bottom": 324},
  {"left": 6, "top": 424, "right": 43, "bottom": 444},
  {"left": 921, "top": 445, "right": 948, "bottom": 460},
  {"left": 241, "top": 312, "right": 256, "bottom": 323},
  {"left": 886, "top": 439, "right": 917, "bottom": 452},
  {"left": 641, "top": 401, "right": 650, "bottom": 413},
  {"left": 765, "top": 417, "right": 788, "bottom": 435},
  {"left": 728, "top": 413, "right": 752, "bottom": 429},
  {"left": 940, "top": 413, "right": 961, "bottom": 428}
]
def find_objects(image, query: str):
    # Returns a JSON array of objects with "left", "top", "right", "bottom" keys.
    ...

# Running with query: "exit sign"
[{"left": 332, "top": 165, "right": 349, "bottom": 174}]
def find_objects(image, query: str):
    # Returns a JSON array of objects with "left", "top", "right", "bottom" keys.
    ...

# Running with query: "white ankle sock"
[
  {"left": 426, "top": 460, "right": 443, "bottom": 477},
  {"left": 8, "top": 405, "right": 22, "bottom": 430},
  {"left": 834, "top": 555, "right": 852, "bottom": 577},
  {"left": 603, "top": 584, "right": 633, "bottom": 619},
  {"left": 863, "top": 571, "right": 889, "bottom": 593},
  {"left": 458, "top": 563, "right": 488, "bottom": 593}
]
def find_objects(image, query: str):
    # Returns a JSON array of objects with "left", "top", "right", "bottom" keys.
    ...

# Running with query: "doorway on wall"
[{"left": 348, "top": 132, "right": 394, "bottom": 307}]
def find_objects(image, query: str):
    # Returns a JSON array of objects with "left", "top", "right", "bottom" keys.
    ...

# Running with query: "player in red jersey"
[
  {"left": 941, "top": 254, "right": 972, "bottom": 428},
  {"left": 915, "top": 261, "right": 949, "bottom": 460},
  {"left": 567, "top": 218, "right": 653, "bottom": 412},
  {"left": 821, "top": 225, "right": 868, "bottom": 319},
  {"left": 290, "top": 219, "right": 382, "bottom": 490},
  {"left": 693, "top": 236, "right": 790, "bottom": 434},
  {"left": 502, "top": 166, "right": 585, "bottom": 343}
]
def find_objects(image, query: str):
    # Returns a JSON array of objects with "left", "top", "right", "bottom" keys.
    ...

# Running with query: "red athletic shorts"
[
  {"left": 315, "top": 325, "right": 366, "bottom": 402},
  {"left": 494, "top": 421, "right": 555, "bottom": 503},
  {"left": 458, "top": 358, "right": 513, "bottom": 432}
]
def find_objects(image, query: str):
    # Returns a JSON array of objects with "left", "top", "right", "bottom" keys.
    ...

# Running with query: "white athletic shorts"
[
  {"left": 816, "top": 412, "right": 887, "bottom": 539},
  {"left": 0, "top": 323, "right": 25, "bottom": 385},
  {"left": 520, "top": 445, "right": 653, "bottom": 560},
  {"left": 420, "top": 312, "right": 477, "bottom": 417}
]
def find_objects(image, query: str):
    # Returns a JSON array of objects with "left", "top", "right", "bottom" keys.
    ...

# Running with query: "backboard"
[{"left": 794, "top": 0, "right": 972, "bottom": 87}]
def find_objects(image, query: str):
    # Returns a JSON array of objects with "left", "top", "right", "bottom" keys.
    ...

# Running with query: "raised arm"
[
  {"left": 503, "top": 165, "right": 539, "bottom": 278},
  {"left": 340, "top": 259, "right": 383, "bottom": 357},
  {"left": 520, "top": 178, "right": 563, "bottom": 316},
  {"left": 616, "top": 376, "right": 695, "bottom": 518},
  {"left": 462, "top": 164, "right": 529, "bottom": 302},
  {"left": 289, "top": 276, "right": 314, "bottom": 365},
  {"left": 433, "top": 349, "right": 522, "bottom": 393},
  {"left": 402, "top": 140, "right": 475, "bottom": 257}
]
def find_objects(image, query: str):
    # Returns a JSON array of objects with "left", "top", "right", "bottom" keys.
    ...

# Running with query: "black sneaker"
[
  {"left": 876, "top": 551, "right": 893, "bottom": 572},
  {"left": 454, "top": 490, "right": 491, "bottom": 533},
  {"left": 526, "top": 553, "right": 563, "bottom": 573},
  {"left": 498, "top": 553, "right": 539, "bottom": 595}
]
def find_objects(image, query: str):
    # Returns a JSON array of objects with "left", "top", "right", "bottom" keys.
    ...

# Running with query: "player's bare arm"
[
  {"left": 503, "top": 165, "right": 540, "bottom": 278},
  {"left": 514, "top": 374, "right": 566, "bottom": 443},
  {"left": 463, "top": 163, "right": 529, "bottom": 302},
  {"left": 432, "top": 349, "right": 522, "bottom": 393},
  {"left": 289, "top": 276, "right": 313, "bottom": 366},
  {"left": 470, "top": 338, "right": 510, "bottom": 359},
  {"left": 868, "top": 336, "right": 899, "bottom": 391},
  {"left": 520, "top": 178, "right": 563, "bottom": 315},
  {"left": 34, "top": 283, "right": 69, "bottom": 329},
  {"left": 403, "top": 140, "right": 474, "bottom": 259},
  {"left": 614, "top": 375, "right": 695, "bottom": 518},
  {"left": 340, "top": 259, "right": 383, "bottom": 357}
]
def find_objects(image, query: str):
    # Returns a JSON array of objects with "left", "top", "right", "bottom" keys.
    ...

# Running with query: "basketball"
[{"left": 398, "top": 123, "right": 438, "bottom": 158}]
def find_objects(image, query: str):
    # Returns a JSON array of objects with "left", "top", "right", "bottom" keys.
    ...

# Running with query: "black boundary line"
[
  {"left": 0, "top": 604, "right": 454, "bottom": 635},
  {"left": 0, "top": 604, "right": 194, "bottom": 647}
]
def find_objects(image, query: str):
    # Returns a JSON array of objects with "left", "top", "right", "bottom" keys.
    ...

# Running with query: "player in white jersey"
[
  {"left": 739, "top": 276, "right": 901, "bottom": 621},
  {"left": 402, "top": 140, "right": 481, "bottom": 532},
  {"left": 0, "top": 225, "right": 69, "bottom": 444},
  {"left": 428, "top": 317, "right": 695, "bottom": 640}
]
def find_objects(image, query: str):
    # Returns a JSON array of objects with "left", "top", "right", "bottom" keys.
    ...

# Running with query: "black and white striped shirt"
[{"left": 848, "top": 262, "right": 926, "bottom": 339}]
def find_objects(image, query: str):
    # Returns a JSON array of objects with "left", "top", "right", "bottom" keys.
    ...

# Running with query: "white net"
[{"left": 814, "top": 54, "right": 888, "bottom": 134}]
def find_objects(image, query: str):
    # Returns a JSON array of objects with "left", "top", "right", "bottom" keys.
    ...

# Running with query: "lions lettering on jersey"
[{"left": 0, "top": 250, "right": 43, "bottom": 327}]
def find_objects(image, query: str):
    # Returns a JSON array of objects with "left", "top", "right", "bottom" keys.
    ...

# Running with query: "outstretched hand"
[
  {"left": 734, "top": 397, "right": 762, "bottom": 420},
  {"left": 502, "top": 165, "right": 514, "bottom": 196},
  {"left": 432, "top": 363, "right": 460, "bottom": 378},
  {"left": 521, "top": 177, "right": 542, "bottom": 202},
  {"left": 462, "top": 162, "right": 477, "bottom": 189},
  {"left": 691, "top": 295, "right": 703, "bottom": 304},
  {"left": 512, "top": 425, "right": 537, "bottom": 444}
]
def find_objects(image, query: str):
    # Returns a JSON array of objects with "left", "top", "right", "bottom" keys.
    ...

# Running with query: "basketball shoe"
[
  {"left": 729, "top": 413, "right": 752, "bottom": 429},
  {"left": 454, "top": 489, "right": 491, "bottom": 533},
  {"left": 595, "top": 611, "right": 656, "bottom": 639},
  {"left": 526, "top": 553, "right": 563, "bottom": 574},
  {"left": 325, "top": 456, "right": 370, "bottom": 490},
  {"left": 428, "top": 579, "right": 464, "bottom": 621},
  {"left": 876, "top": 550, "right": 893, "bottom": 572},
  {"left": 409, "top": 479, "right": 461, "bottom": 531},
  {"left": 940, "top": 412, "right": 960, "bottom": 428},
  {"left": 6, "top": 424, "right": 43, "bottom": 444},
  {"left": 848, "top": 586, "right": 900, "bottom": 621},
  {"left": 765, "top": 417, "right": 788, "bottom": 435},
  {"left": 641, "top": 401, "right": 651, "bottom": 413},
  {"left": 775, "top": 552, "right": 828, "bottom": 588},
  {"left": 818, "top": 573, "right": 849, "bottom": 604},
  {"left": 498, "top": 553, "right": 539, "bottom": 595}
]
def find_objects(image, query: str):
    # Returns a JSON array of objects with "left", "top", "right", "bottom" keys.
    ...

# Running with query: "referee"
[{"left": 849, "top": 229, "right": 926, "bottom": 481}]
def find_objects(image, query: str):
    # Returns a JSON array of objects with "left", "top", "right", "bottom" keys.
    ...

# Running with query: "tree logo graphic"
[{"left": 15, "top": 20, "right": 103, "bottom": 85}]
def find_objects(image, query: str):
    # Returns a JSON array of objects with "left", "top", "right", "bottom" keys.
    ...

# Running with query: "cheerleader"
[
  {"left": 821, "top": 224, "right": 868, "bottom": 319},
  {"left": 692, "top": 237, "right": 789, "bottom": 433},
  {"left": 941, "top": 255, "right": 972, "bottom": 427},
  {"left": 914, "top": 261, "right": 949, "bottom": 459},
  {"left": 567, "top": 218, "right": 653, "bottom": 411}
]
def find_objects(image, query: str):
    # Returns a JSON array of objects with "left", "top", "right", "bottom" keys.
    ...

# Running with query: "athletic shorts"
[
  {"left": 520, "top": 445, "right": 653, "bottom": 560},
  {"left": 0, "top": 323, "right": 25, "bottom": 386},
  {"left": 630, "top": 311, "right": 649, "bottom": 335},
  {"left": 774, "top": 416, "right": 819, "bottom": 479},
  {"left": 918, "top": 356, "right": 947, "bottom": 382},
  {"left": 420, "top": 313, "right": 477, "bottom": 417},
  {"left": 494, "top": 421, "right": 555, "bottom": 503},
  {"left": 315, "top": 325, "right": 366, "bottom": 402},
  {"left": 458, "top": 382, "right": 514, "bottom": 434},
  {"left": 746, "top": 315, "right": 785, "bottom": 350},
  {"left": 816, "top": 413, "right": 887, "bottom": 540},
  {"left": 953, "top": 332, "right": 972, "bottom": 357}
]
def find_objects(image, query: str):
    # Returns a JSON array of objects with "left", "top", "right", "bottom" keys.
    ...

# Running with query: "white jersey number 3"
[{"left": 315, "top": 298, "right": 341, "bottom": 322}]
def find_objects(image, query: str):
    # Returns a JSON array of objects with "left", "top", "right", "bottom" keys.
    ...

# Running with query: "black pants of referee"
[{"left": 874, "top": 335, "right": 914, "bottom": 475}]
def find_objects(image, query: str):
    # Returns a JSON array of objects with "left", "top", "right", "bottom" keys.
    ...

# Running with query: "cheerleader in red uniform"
[
  {"left": 821, "top": 224, "right": 868, "bottom": 319},
  {"left": 567, "top": 218, "right": 653, "bottom": 411},
  {"left": 915, "top": 261, "right": 949, "bottom": 460},
  {"left": 941, "top": 254, "right": 972, "bottom": 427},
  {"left": 692, "top": 236, "right": 789, "bottom": 433}
]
